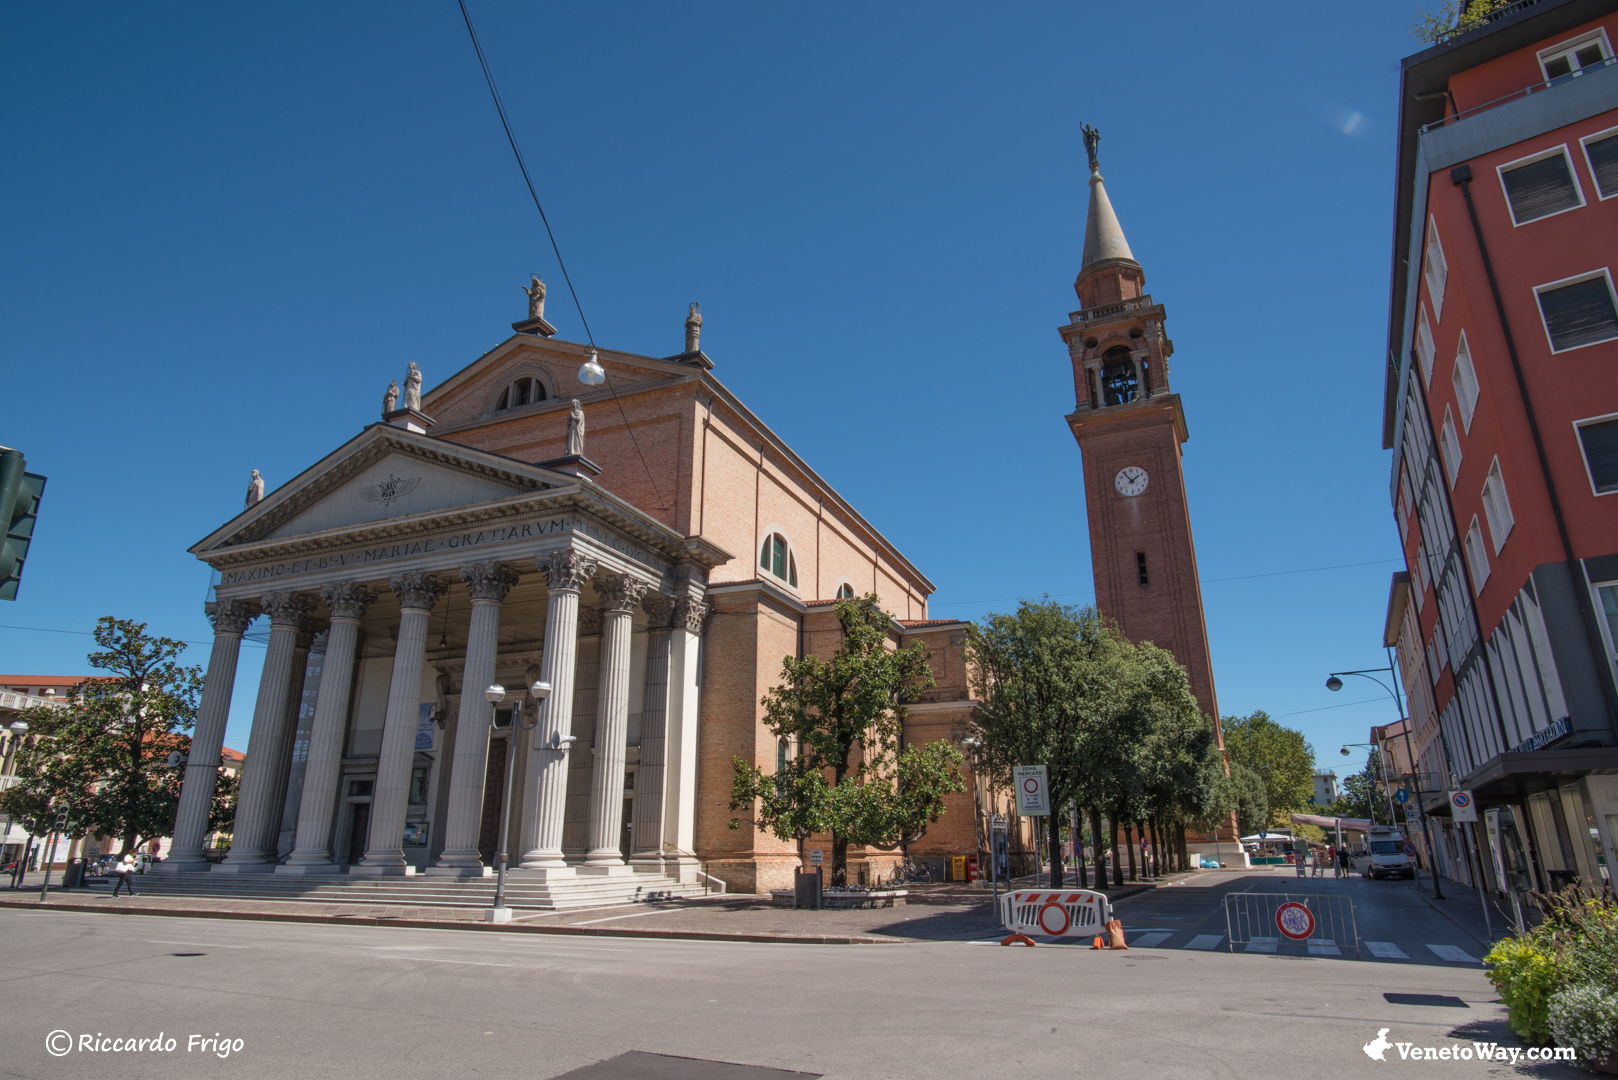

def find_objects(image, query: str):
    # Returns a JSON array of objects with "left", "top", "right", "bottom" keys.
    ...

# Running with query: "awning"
[{"left": 1289, "top": 813, "right": 1373, "bottom": 832}]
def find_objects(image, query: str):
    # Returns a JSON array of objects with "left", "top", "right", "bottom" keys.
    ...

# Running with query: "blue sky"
[{"left": 2, "top": 2, "right": 1426, "bottom": 776}]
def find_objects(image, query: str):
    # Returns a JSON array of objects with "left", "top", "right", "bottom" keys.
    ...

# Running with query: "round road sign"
[
  {"left": 1275, "top": 902, "right": 1316, "bottom": 941},
  {"left": 1451, "top": 791, "right": 1472, "bottom": 809},
  {"left": 1402, "top": 842, "right": 1417, "bottom": 857},
  {"left": 1023, "top": 777, "right": 1040, "bottom": 794},
  {"left": 1036, "top": 901, "right": 1071, "bottom": 936}
]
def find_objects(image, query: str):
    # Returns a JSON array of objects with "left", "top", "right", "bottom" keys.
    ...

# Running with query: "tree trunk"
[
  {"left": 1047, "top": 812, "right": 1062, "bottom": 889},
  {"left": 1124, "top": 822, "right": 1138, "bottom": 881},
  {"left": 1110, "top": 812, "right": 1124, "bottom": 888},
  {"left": 832, "top": 834, "right": 849, "bottom": 887},
  {"left": 1075, "top": 804, "right": 1089, "bottom": 889},
  {"left": 1177, "top": 827, "right": 1189, "bottom": 872},
  {"left": 1089, "top": 807, "right": 1105, "bottom": 890}
]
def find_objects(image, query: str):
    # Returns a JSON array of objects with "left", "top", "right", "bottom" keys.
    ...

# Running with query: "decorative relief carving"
[
  {"left": 390, "top": 572, "right": 447, "bottom": 612},
  {"left": 261, "top": 591, "right": 315, "bottom": 628},
  {"left": 597, "top": 573, "right": 650, "bottom": 615},
  {"left": 205, "top": 599, "right": 257, "bottom": 636},
  {"left": 461, "top": 561, "right": 519, "bottom": 603},
  {"left": 578, "top": 606, "right": 603, "bottom": 637},
  {"left": 674, "top": 596, "right": 710, "bottom": 636},
  {"left": 642, "top": 593, "right": 676, "bottom": 629},
  {"left": 320, "top": 581, "right": 375, "bottom": 622},
  {"left": 537, "top": 548, "right": 598, "bottom": 592}
]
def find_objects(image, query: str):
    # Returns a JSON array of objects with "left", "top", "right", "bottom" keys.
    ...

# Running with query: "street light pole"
[
  {"left": 1328, "top": 664, "right": 1445, "bottom": 900},
  {"left": 485, "top": 679, "right": 550, "bottom": 924}
]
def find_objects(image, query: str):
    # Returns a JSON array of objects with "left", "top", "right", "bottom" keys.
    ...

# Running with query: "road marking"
[
  {"left": 1131, "top": 932, "right": 1171, "bottom": 948},
  {"left": 1185, "top": 935, "right": 1223, "bottom": 950},
  {"left": 146, "top": 940, "right": 252, "bottom": 949},
  {"left": 1365, "top": 941, "right": 1409, "bottom": 959},
  {"left": 1246, "top": 936, "right": 1278, "bottom": 954},
  {"left": 377, "top": 955, "right": 515, "bottom": 968},
  {"left": 570, "top": 908, "right": 690, "bottom": 927},
  {"left": 366, "top": 945, "right": 447, "bottom": 951},
  {"left": 1307, "top": 943, "right": 1341, "bottom": 956},
  {"left": 1427, "top": 944, "right": 1480, "bottom": 964}
]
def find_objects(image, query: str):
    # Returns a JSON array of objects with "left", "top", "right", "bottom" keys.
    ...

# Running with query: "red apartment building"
[{"left": 1385, "top": 0, "right": 1618, "bottom": 904}]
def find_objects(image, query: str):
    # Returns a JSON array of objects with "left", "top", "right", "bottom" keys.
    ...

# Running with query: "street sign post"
[
  {"left": 1449, "top": 790, "right": 1478, "bottom": 823},
  {"left": 1394, "top": 788, "right": 1409, "bottom": 804},
  {"left": 1013, "top": 765, "right": 1050, "bottom": 816}
]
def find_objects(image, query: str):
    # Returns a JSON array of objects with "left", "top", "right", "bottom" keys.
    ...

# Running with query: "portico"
[{"left": 164, "top": 424, "right": 722, "bottom": 889}]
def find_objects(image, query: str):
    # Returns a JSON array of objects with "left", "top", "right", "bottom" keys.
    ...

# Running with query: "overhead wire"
[{"left": 455, "top": 0, "right": 670, "bottom": 510}]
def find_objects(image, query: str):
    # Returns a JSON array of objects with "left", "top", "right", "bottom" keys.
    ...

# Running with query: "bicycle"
[{"left": 886, "top": 859, "right": 934, "bottom": 887}]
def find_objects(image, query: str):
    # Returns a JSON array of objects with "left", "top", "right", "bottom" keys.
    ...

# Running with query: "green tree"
[
  {"left": 1328, "top": 751, "right": 1395, "bottom": 825},
  {"left": 0, "top": 617, "right": 213, "bottom": 854},
  {"left": 729, "top": 595, "right": 964, "bottom": 886},
  {"left": 1412, "top": 0, "right": 1519, "bottom": 44},
  {"left": 1221, "top": 710, "right": 1315, "bottom": 825},
  {"left": 1129, "top": 643, "right": 1225, "bottom": 875}
]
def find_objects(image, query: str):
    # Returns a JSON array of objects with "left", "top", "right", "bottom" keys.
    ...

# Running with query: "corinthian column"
[
  {"left": 354, "top": 572, "right": 445, "bottom": 875},
  {"left": 520, "top": 547, "right": 596, "bottom": 871},
  {"left": 664, "top": 588, "right": 709, "bottom": 881},
  {"left": 218, "top": 591, "right": 314, "bottom": 871},
  {"left": 434, "top": 562, "right": 520, "bottom": 873},
  {"left": 280, "top": 582, "right": 373, "bottom": 873},
  {"left": 162, "top": 600, "right": 256, "bottom": 872},
  {"left": 631, "top": 593, "right": 675, "bottom": 867},
  {"left": 585, "top": 573, "right": 649, "bottom": 869}
]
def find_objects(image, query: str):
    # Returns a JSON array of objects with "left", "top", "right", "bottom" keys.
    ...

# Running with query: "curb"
[
  {"left": 0, "top": 898, "right": 908, "bottom": 946},
  {"left": 1419, "top": 891, "right": 1495, "bottom": 949}
]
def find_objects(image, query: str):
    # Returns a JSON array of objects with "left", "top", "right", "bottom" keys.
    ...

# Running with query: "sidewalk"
[
  {"left": 1419, "top": 878, "right": 1517, "bottom": 948},
  {"left": 0, "top": 873, "right": 1162, "bottom": 944}
]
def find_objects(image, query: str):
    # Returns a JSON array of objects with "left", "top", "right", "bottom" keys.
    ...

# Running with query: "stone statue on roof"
[
  {"left": 383, "top": 380, "right": 398, "bottom": 414},
  {"left": 567, "top": 399, "right": 585, "bottom": 457},
  {"left": 684, "top": 302, "right": 702, "bottom": 354},
  {"left": 403, "top": 362, "right": 422, "bottom": 412},
  {"left": 522, "top": 276, "right": 547, "bottom": 320},
  {"left": 245, "top": 469, "right": 265, "bottom": 509},
  {"left": 1082, "top": 123, "right": 1101, "bottom": 172}
]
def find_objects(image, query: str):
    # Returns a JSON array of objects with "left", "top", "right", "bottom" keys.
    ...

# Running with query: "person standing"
[{"left": 111, "top": 853, "right": 137, "bottom": 897}]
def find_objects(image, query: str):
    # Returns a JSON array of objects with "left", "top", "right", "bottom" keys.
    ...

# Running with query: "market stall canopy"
[{"left": 1290, "top": 813, "right": 1373, "bottom": 831}]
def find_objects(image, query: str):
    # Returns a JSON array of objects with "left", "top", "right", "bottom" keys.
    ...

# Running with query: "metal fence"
[{"left": 1223, "top": 891, "right": 1359, "bottom": 957}]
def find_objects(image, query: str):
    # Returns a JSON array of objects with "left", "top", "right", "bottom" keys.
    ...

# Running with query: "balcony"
[{"left": 1421, "top": 51, "right": 1615, "bottom": 134}]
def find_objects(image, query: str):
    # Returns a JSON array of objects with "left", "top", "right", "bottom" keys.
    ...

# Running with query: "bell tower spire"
[{"left": 1059, "top": 125, "right": 1220, "bottom": 727}]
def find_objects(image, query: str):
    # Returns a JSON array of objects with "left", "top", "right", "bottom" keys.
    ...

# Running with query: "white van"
[{"left": 1364, "top": 827, "right": 1415, "bottom": 880}]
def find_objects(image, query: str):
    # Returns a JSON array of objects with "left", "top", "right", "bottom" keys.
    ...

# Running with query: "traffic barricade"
[
  {"left": 999, "top": 888, "right": 1112, "bottom": 940},
  {"left": 1223, "top": 891, "right": 1359, "bottom": 957}
]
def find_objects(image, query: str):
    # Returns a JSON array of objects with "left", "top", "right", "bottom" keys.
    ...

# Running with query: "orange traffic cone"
[{"left": 1091, "top": 935, "right": 1105, "bottom": 949}]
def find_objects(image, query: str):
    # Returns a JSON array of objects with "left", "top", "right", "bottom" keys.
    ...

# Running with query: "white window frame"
[
  {"left": 1414, "top": 304, "right": 1436, "bottom": 385},
  {"left": 833, "top": 581, "right": 856, "bottom": 601},
  {"left": 1594, "top": 580, "right": 1618, "bottom": 675},
  {"left": 1424, "top": 218, "right": 1448, "bottom": 321},
  {"left": 1481, "top": 457, "right": 1515, "bottom": 554},
  {"left": 1439, "top": 407, "right": 1462, "bottom": 487},
  {"left": 1496, "top": 145, "right": 1586, "bottom": 226},
  {"left": 1580, "top": 124, "right": 1618, "bottom": 202},
  {"left": 1451, "top": 331, "right": 1479, "bottom": 432},
  {"left": 1535, "top": 269, "right": 1618, "bottom": 354},
  {"left": 758, "top": 530, "right": 800, "bottom": 589},
  {"left": 1464, "top": 517, "right": 1491, "bottom": 593},
  {"left": 1574, "top": 410, "right": 1618, "bottom": 497},
  {"left": 1537, "top": 28, "right": 1613, "bottom": 82}
]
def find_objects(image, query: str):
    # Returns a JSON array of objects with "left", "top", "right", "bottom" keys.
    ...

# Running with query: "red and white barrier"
[{"left": 999, "top": 888, "right": 1112, "bottom": 939}]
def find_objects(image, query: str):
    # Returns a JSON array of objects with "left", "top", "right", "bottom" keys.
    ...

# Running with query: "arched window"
[
  {"left": 776, "top": 737, "right": 791, "bottom": 773},
  {"left": 836, "top": 583, "right": 855, "bottom": 600},
  {"left": 494, "top": 375, "right": 547, "bottom": 412},
  {"left": 759, "top": 533, "right": 799, "bottom": 587},
  {"left": 1101, "top": 347, "right": 1138, "bottom": 406}
]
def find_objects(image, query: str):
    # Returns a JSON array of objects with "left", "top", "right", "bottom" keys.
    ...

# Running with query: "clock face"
[{"left": 1114, "top": 466, "right": 1149, "bottom": 497}]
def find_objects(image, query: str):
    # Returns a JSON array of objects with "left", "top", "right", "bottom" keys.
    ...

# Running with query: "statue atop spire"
[{"left": 1081, "top": 123, "right": 1101, "bottom": 173}]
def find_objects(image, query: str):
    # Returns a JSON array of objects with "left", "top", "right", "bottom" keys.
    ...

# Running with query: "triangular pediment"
[{"left": 194, "top": 426, "right": 573, "bottom": 554}]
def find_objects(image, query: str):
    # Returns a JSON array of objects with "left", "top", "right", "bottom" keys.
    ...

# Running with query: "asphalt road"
[{"left": 0, "top": 872, "right": 1579, "bottom": 1080}]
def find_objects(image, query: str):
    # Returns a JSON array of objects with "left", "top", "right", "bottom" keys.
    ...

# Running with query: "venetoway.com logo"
[{"left": 1362, "top": 1027, "right": 1576, "bottom": 1064}]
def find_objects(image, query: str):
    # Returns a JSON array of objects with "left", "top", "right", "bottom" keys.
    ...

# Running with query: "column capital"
[
  {"left": 390, "top": 572, "right": 447, "bottom": 611},
  {"left": 642, "top": 593, "right": 677, "bottom": 629},
  {"left": 205, "top": 599, "right": 258, "bottom": 636},
  {"left": 578, "top": 606, "right": 603, "bottom": 637},
  {"left": 537, "top": 548, "right": 598, "bottom": 593},
  {"left": 597, "top": 573, "right": 650, "bottom": 615},
  {"left": 320, "top": 581, "right": 376, "bottom": 621},
  {"left": 262, "top": 591, "right": 316, "bottom": 628},
  {"left": 294, "top": 625, "right": 323, "bottom": 651},
  {"left": 674, "top": 596, "right": 710, "bottom": 635},
  {"left": 462, "top": 561, "right": 520, "bottom": 603}
]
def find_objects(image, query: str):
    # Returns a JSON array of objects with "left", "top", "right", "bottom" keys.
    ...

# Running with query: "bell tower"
[{"left": 1061, "top": 127, "right": 1221, "bottom": 728}]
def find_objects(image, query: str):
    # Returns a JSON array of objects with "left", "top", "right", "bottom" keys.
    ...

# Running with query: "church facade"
[{"left": 161, "top": 303, "right": 989, "bottom": 896}]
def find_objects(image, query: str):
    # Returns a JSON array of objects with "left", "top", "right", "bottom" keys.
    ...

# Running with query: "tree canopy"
[
  {"left": 1220, "top": 710, "right": 1316, "bottom": 826},
  {"left": 0, "top": 616, "right": 232, "bottom": 853},
  {"left": 729, "top": 595, "right": 964, "bottom": 886}
]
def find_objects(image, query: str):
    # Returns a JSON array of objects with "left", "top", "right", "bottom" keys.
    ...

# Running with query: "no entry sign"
[{"left": 1275, "top": 902, "right": 1316, "bottom": 941}]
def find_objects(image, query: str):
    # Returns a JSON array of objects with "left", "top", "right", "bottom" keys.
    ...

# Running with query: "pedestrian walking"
[
  {"left": 1336, "top": 847, "right": 1351, "bottom": 878},
  {"left": 111, "top": 853, "right": 137, "bottom": 897}
]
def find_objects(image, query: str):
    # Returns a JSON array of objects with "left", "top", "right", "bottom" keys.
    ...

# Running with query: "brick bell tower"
[{"left": 1061, "top": 126, "right": 1222, "bottom": 733}]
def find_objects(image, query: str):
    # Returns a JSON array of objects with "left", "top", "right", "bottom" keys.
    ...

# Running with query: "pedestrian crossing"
[{"left": 1104, "top": 930, "right": 1483, "bottom": 963}]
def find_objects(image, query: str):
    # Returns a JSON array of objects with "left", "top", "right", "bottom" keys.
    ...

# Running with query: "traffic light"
[{"left": 0, "top": 446, "right": 47, "bottom": 601}]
